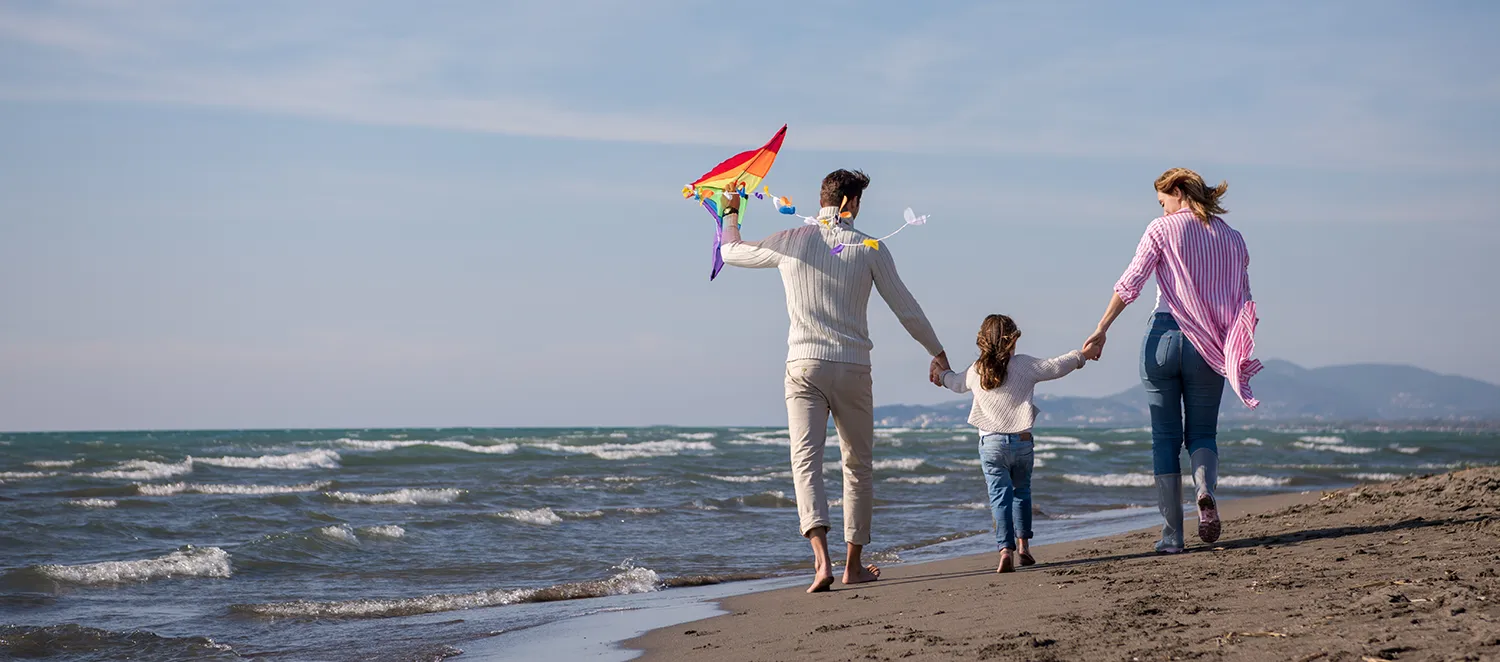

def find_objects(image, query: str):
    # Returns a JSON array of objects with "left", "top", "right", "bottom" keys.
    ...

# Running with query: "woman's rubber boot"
[
  {"left": 1191, "top": 448, "right": 1221, "bottom": 544},
  {"left": 1155, "top": 473, "right": 1185, "bottom": 554}
]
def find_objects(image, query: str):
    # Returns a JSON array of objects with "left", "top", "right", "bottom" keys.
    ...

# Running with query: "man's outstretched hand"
[{"left": 929, "top": 351, "right": 950, "bottom": 386}]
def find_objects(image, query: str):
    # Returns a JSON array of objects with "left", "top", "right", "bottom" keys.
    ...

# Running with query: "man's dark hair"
[{"left": 820, "top": 169, "right": 871, "bottom": 207}]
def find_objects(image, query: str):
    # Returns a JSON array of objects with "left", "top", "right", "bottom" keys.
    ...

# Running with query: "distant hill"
[{"left": 874, "top": 360, "right": 1500, "bottom": 427}]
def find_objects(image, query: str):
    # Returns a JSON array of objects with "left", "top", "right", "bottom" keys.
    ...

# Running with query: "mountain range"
[{"left": 873, "top": 360, "right": 1500, "bottom": 428}]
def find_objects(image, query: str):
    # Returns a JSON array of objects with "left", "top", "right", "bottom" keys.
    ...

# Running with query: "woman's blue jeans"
[
  {"left": 1141, "top": 313, "right": 1225, "bottom": 476},
  {"left": 979, "top": 433, "right": 1033, "bottom": 550}
]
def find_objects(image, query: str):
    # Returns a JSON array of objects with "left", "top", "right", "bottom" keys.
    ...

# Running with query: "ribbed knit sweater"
[
  {"left": 940, "top": 351, "right": 1086, "bottom": 434},
  {"left": 720, "top": 206, "right": 944, "bottom": 365}
]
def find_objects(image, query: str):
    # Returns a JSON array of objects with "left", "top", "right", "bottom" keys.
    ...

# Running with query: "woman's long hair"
[
  {"left": 975, "top": 314, "right": 1021, "bottom": 390},
  {"left": 1155, "top": 168, "right": 1228, "bottom": 226}
]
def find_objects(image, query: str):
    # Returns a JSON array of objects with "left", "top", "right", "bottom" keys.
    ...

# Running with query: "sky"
[{"left": 1, "top": 1, "right": 1497, "bottom": 431}]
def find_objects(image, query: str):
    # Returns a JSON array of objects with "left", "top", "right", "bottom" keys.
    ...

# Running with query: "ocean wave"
[
  {"left": 0, "top": 471, "right": 55, "bottom": 481},
  {"left": 1217, "top": 475, "right": 1292, "bottom": 488},
  {"left": 230, "top": 565, "right": 660, "bottom": 619},
  {"left": 952, "top": 458, "right": 983, "bottom": 467},
  {"left": 727, "top": 430, "right": 790, "bottom": 446},
  {"left": 1111, "top": 440, "right": 1139, "bottom": 445},
  {"left": 676, "top": 432, "right": 717, "bottom": 440},
  {"left": 137, "top": 481, "right": 331, "bottom": 496},
  {"left": 528, "top": 439, "right": 714, "bottom": 460},
  {"left": 952, "top": 502, "right": 989, "bottom": 509},
  {"left": 1035, "top": 441, "right": 1102, "bottom": 452},
  {"left": 885, "top": 476, "right": 946, "bottom": 485},
  {"left": 1389, "top": 444, "right": 1421, "bottom": 454},
  {"left": 1062, "top": 473, "right": 1156, "bottom": 487},
  {"left": 1236, "top": 438, "right": 1265, "bottom": 446},
  {"left": 621, "top": 507, "right": 662, "bottom": 515},
  {"left": 66, "top": 498, "right": 118, "bottom": 508},
  {"left": 1298, "top": 435, "right": 1345, "bottom": 444},
  {"left": 326, "top": 488, "right": 464, "bottom": 505},
  {"left": 357, "top": 525, "right": 406, "bottom": 539},
  {"left": 708, "top": 474, "right": 772, "bottom": 483},
  {"left": 1345, "top": 472, "right": 1404, "bottom": 482},
  {"left": 26, "top": 459, "right": 81, "bottom": 468},
  {"left": 608, "top": 432, "right": 629, "bottom": 439},
  {"left": 1034, "top": 435, "right": 1081, "bottom": 443},
  {"left": 196, "top": 449, "right": 341, "bottom": 470},
  {"left": 496, "top": 508, "right": 562, "bottom": 525},
  {"left": 1292, "top": 441, "right": 1377, "bottom": 454},
  {"left": 873, "top": 458, "right": 925, "bottom": 471},
  {"left": 88, "top": 459, "right": 194, "bottom": 481},
  {"left": 31, "top": 547, "right": 230, "bottom": 585},
  {"left": 337, "top": 439, "right": 518, "bottom": 454},
  {"left": 318, "top": 525, "right": 359, "bottom": 543}
]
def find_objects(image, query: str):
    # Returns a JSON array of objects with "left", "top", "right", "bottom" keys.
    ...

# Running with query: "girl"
[{"left": 936, "top": 314, "right": 1088, "bottom": 573}]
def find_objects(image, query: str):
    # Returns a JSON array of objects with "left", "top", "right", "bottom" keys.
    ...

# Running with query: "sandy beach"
[{"left": 630, "top": 466, "right": 1500, "bottom": 661}]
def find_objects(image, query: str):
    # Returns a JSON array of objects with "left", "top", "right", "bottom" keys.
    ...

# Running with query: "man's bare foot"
[
  {"left": 996, "top": 549, "right": 1015, "bottom": 573},
  {"left": 842, "top": 563, "right": 880, "bottom": 585},
  {"left": 807, "top": 571, "right": 834, "bottom": 593}
]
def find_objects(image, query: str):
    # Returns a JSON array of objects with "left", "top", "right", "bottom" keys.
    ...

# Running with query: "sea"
[{"left": 1, "top": 426, "right": 1496, "bottom": 661}]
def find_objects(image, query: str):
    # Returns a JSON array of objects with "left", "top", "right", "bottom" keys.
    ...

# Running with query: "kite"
[
  {"left": 681, "top": 125, "right": 933, "bottom": 276},
  {"left": 681, "top": 125, "right": 786, "bottom": 280}
]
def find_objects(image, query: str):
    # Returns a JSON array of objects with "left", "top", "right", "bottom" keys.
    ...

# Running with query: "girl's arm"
[
  {"left": 938, "top": 366, "right": 972, "bottom": 394},
  {"left": 1031, "top": 351, "right": 1087, "bottom": 382}
]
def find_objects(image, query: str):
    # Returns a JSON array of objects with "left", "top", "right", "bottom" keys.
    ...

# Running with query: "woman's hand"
[{"left": 1082, "top": 330, "right": 1107, "bottom": 361}]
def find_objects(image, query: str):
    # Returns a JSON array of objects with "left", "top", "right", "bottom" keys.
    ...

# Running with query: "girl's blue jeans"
[{"left": 979, "top": 433, "right": 1033, "bottom": 550}]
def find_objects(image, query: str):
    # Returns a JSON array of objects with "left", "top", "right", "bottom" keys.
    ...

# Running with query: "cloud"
[{"left": 0, "top": 2, "right": 1494, "bottom": 172}]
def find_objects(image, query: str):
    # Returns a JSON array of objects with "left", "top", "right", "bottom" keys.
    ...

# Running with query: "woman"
[{"left": 1083, "top": 168, "right": 1261, "bottom": 554}]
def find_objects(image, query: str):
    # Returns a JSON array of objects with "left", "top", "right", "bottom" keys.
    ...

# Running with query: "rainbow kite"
[{"left": 682, "top": 125, "right": 786, "bottom": 280}]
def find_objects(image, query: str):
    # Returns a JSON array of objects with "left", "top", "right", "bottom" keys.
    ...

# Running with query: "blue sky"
[{"left": 1, "top": 1, "right": 1496, "bottom": 430}]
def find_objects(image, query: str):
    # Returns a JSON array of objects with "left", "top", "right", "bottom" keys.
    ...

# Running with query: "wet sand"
[{"left": 629, "top": 466, "right": 1500, "bottom": 661}]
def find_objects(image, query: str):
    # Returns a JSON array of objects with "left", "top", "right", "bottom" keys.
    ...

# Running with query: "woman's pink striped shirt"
[{"left": 1114, "top": 209, "right": 1262, "bottom": 408}]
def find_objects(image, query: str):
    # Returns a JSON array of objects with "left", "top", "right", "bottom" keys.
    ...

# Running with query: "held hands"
[
  {"left": 929, "top": 351, "right": 950, "bottom": 386},
  {"left": 1081, "top": 330, "right": 1107, "bottom": 361}
]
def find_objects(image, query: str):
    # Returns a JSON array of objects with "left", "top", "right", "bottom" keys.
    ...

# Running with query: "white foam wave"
[
  {"left": 1035, "top": 435, "right": 1081, "bottom": 443},
  {"left": 1389, "top": 444, "right": 1421, "bottom": 454},
  {"left": 1217, "top": 475, "right": 1292, "bottom": 488},
  {"left": 1298, "top": 435, "right": 1344, "bottom": 444},
  {"left": 885, "top": 476, "right": 946, "bottom": 485},
  {"left": 562, "top": 510, "right": 604, "bottom": 519},
  {"left": 529, "top": 440, "right": 714, "bottom": 460},
  {"left": 337, "top": 439, "right": 517, "bottom": 454},
  {"left": 1034, "top": 458, "right": 1047, "bottom": 468},
  {"left": 1236, "top": 438, "right": 1265, "bottom": 446},
  {"left": 1112, "top": 440, "right": 1139, "bottom": 446},
  {"left": 1345, "top": 472, "right": 1404, "bottom": 482},
  {"left": 357, "top": 525, "right": 406, "bottom": 539},
  {"left": 873, "top": 458, "right": 925, "bottom": 471},
  {"left": 708, "top": 474, "right": 772, "bottom": 483},
  {"left": 27, "top": 459, "right": 80, "bottom": 468},
  {"left": 497, "top": 508, "right": 562, "bottom": 525},
  {"left": 196, "top": 449, "right": 341, "bottom": 470},
  {"left": 953, "top": 502, "right": 989, "bottom": 509},
  {"left": 1035, "top": 442, "right": 1102, "bottom": 452},
  {"left": 66, "top": 498, "right": 118, "bottom": 508},
  {"left": 677, "top": 432, "right": 716, "bottom": 440},
  {"left": 137, "top": 481, "right": 331, "bottom": 496},
  {"left": 89, "top": 459, "right": 194, "bottom": 481},
  {"left": 0, "top": 471, "right": 54, "bottom": 480},
  {"left": 1062, "top": 473, "right": 1156, "bottom": 487},
  {"left": 35, "top": 547, "right": 230, "bottom": 585},
  {"left": 318, "top": 525, "right": 358, "bottom": 543},
  {"left": 326, "top": 488, "right": 464, "bottom": 505},
  {"left": 234, "top": 566, "right": 660, "bottom": 618},
  {"left": 621, "top": 507, "right": 662, "bottom": 515},
  {"left": 727, "top": 430, "right": 790, "bottom": 446},
  {"left": 1037, "top": 452, "right": 1059, "bottom": 459},
  {"left": 952, "top": 458, "right": 983, "bottom": 467},
  {"left": 1292, "top": 441, "right": 1377, "bottom": 454}
]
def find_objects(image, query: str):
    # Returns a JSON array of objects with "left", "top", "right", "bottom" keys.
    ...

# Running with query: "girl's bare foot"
[
  {"left": 996, "top": 549, "right": 1015, "bottom": 573},
  {"left": 842, "top": 563, "right": 880, "bottom": 585}
]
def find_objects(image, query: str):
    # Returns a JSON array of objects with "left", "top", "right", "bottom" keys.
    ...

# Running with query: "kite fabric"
[
  {"left": 680, "top": 124, "right": 933, "bottom": 276},
  {"left": 682, "top": 125, "right": 787, "bottom": 280}
]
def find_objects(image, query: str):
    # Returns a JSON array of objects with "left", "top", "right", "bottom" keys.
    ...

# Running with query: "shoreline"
[
  {"left": 623, "top": 467, "right": 1500, "bottom": 661},
  {"left": 458, "top": 490, "right": 1320, "bottom": 661}
]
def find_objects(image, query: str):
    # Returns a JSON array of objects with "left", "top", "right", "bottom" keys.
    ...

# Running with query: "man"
[{"left": 720, "top": 169, "right": 949, "bottom": 593}]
